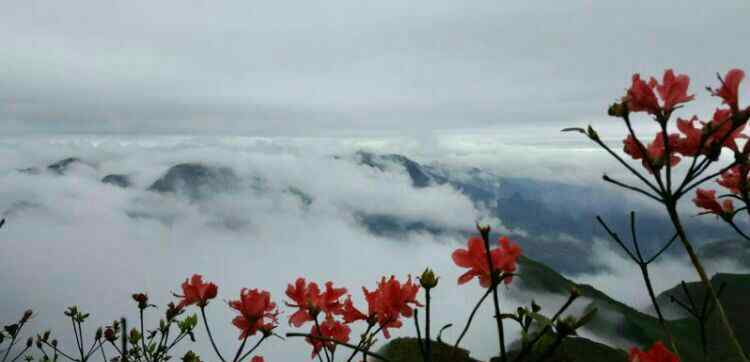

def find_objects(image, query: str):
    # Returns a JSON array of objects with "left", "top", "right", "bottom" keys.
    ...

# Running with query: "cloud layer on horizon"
[{"left": 0, "top": 135, "right": 747, "bottom": 360}]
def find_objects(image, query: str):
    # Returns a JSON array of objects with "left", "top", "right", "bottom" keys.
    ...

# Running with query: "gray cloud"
[{"left": 2, "top": 1, "right": 749, "bottom": 134}]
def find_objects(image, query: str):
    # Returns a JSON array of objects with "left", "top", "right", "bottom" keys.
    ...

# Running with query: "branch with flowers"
[{"left": 566, "top": 68, "right": 750, "bottom": 362}]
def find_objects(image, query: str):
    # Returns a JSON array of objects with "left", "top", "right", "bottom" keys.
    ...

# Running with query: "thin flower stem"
[
  {"left": 139, "top": 310, "right": 151, "bottom": 362},
  {"left": 42, "top": 341, "right": 77, "bottom": 362},
  {"left": 286, "top": 333, "right": 391, "bottom": 362},
  {"left": 99, "top": 341, "right": 108, "bottom": 362},
  {"left": 592, "top": 136, "right": 662, "bottom": 196},
  {"left": 645, "top": 233, "right": 679, "bottom": 265},
  {"left": 602, "top": 175, "right": 663, "bottom": 202},
  {"left": 345, "top": 323, "right": 374, "bottom": 362},
  {"left": 478, "top": 229, "right": 507, "bottom": 362},
  {"left": 313, "top": 315, "right": 332, "bottom": 362},
  {"left": 232, "top": 334, "right": 250, "bottom": 362},
  {"left": 491, "top": 285, "right": 506, "bottom": 362},
  {"left": 639, "top": 263, "right": 681, "bottom": 359},
  {"left": 596, "top": 216, "right": 638, "bottom": 263},
  {"left": 425, "top": 288, "right": 432, "bottom": 362},
  {"left": 452, "top": 288, "right": 492, "bottom": 352},
  {"left": 166, "top": 332, "right": 187, "bottom": 352},
  {"left": 413, "top": 310, "right": 426, "bottom": 362},
  {"left": 598, "top": 213, "right": 681, "bottom": 358},
  {"left": 84, "top": 341, "right": 103, "bottom": 362},
  {"left": 238, "top": 335, "right": 267, "bottom": 362},
  {"left": 677, "top": 160, "right": 739, "bottom": 198},
  {"left": 199, "top": 307, "right": 227, "bottom": 362},
  {"left": 727, "top": 220, "right": 750, "bottom": 242},
  {"left": 71, "top": 318, "right": 83, "bottom": 360},
  {"left": 108, "top": 340, "right": 123, "bottom": 357},
  {"left": 9, "top": 346, "right": 29, "bottom": 362}
]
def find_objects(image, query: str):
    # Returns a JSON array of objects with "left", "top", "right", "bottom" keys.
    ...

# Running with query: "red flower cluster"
[
  {"left": 623, "top": 133, "right": 681, "bottom": 173},
  {"left": 306, "top": 317, "right": 351, "bottom": 359},
  {"left": 693, "top": 189, "right": 734, "bottom": 218},
  {"left": 717, "top": 164, "right": 750, "bottom": 194},
  {"left": 621, "top": 69, "right": 749, "bottom": 174},
  {"left": 626, "top": 70, "right": 694, "bottom": 115},
  {"left": 285, "top": 279, "right": 347, "bottom": 327},
  {"left": 175, "top": 274, "right": 218, "bottom": 309},
  {"left": 710, "top": 69, "right": 746, "bottom": 112},
  {"left": 342, "top": 275, "right": 422, "bottom": 338},
  {"left": 629, "top": 341, "right": 679, "bottom": 362},
  {"left": 285, "top": 278, "right": 351, "bottom": 358},
  {"left": 229, "top": 288, "right": 279, "bottom": 339},
  {"left": 452, "top": 235, "right": 521, "bottom": 288}
]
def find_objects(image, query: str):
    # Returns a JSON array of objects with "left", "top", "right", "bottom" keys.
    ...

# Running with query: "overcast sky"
[{"left": 2, "top": 1, "right": 749, "bottom": 135}]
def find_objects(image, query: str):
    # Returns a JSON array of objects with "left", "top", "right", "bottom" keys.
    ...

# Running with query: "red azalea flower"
[
  {"left": 175, "top": 274, "right": 218, "bottom": 309},
  {"left": 652, "top": 69, "right": 694, "bottom": 113},
  {"left": 625, "top": 70, "right": 693, "bottom": 115},
  {"left": 353, "top": 275, "right": 424, "bottom": 338},
  {"left": 675, "top": 116, "right": 703, "bottom": 156},
  {"left": 705, "top": 108, "right": 746, "bottom": 152},
  {"left": 341, "top": 296, "right": 368, "bottom": 324},
  {"left": 623, "top": 133, "right": 681, "bottom": 173},
  {"left": 626, "top": 74, "right": 661, "bottom": 115},
  {"left": 710, "top": 69, "right": 745, "bottom": 112},
  {"left": 250, "top": 357, "right": 264, "bottom": 362},
  {"left": 629, "top": 341, "right": 679, "bottom": 362},
  {"left": 452, "top": 235, "right": 522, "bottom": 288},
  {"left": 229, "top": 288, "right": 279, "bottom": 339},
  {"left": 693, "top": 188, "right": 733, "bottom": 217},
  {"left": 285, "top": 278, "right": 347, "bottom": 327},
  {"left": 717, "top": 165, "right": 746, "bottom": 194},
  {"left": 306, "top": 317, "right": 350, "bottom": 359}
]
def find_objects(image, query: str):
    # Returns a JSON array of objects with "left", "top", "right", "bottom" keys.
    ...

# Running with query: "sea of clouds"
[{"left": 0, "top": 133, "right": 746, "bottom": 361}]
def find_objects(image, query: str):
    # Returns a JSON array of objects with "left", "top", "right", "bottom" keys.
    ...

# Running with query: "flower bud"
[
  {"left": 476, "top": 223, "right": 491, "bottom": 239},
  {"left": 95, "top": 327, "right": 103, "bottom": 341},
  {"left": 4, "top": 324, "right": 19, "bottom": 338},
  {"left": 166, "top": 302, "right": 182, "bottom": 321},
  {"left": 261, "top": 327, "right": 274, "bottom": 338},
  {"left": 104, "top": 327, "right": 116, "bottom": 342},
  {"left": 129, "top": 328, "right": 141, "bottom": 344},
  {"left": 132, "top": 293, "right": 149, "bottom": 309},
  {"left": 21, "top": 310, "right": 33, "bottom": 323},
  {"left": 26, "top": 337, "right": 33, "bottom": 348},
  {"left": 51, "top": 339, "right": 58, "bottom": 348},
  {"left": 418, "top": 268, "right": 439, "bottom": 289},
  {"left": 182, "top": 351, "right": 202, "bottom": 362},
  {"left": 608, "top": 102, "right": 628, "bottom": 118},
  {"left": 586, "top": 125, "right": 600, "bottom": 142},
  {"left": 42, "top": 330, "right": 51, "bottom": 342},
  {"left": 570, "top": 287, "right": 581, "bottom": 299},
  {"left": 556, "top": 316, "right": 577, "bottom": 337},
  {"left": 531, "top": 300, "right": 541, "bottom": 313}
]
